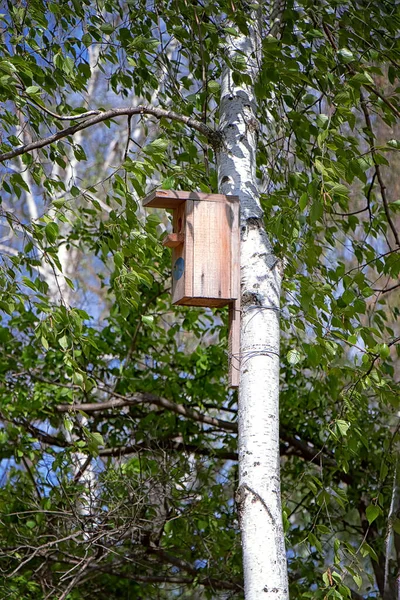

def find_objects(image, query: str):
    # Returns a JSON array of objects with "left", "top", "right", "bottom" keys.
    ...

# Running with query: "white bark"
[{"left": 217, "top": 16, "right": 289, "bottom": 600}]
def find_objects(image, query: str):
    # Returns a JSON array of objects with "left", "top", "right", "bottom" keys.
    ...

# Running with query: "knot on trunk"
[
  {"left": 209, "top": 129, "right": 225, "bottom": 150},
  {"left": 242, "top": 291, "right": 262, "bottom": 306}
]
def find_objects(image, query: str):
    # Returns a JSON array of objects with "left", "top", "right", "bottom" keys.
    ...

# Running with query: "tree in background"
[{"left": 0, "top": 1, "right": 400, "bottom": 599}]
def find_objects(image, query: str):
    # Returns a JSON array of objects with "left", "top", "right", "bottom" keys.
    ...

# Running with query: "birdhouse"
[{"left": 143, "top": 189, "right": 240, "bottom": 387}]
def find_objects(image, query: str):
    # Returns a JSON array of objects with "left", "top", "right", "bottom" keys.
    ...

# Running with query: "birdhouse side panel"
[
  {"left": 171, "top": 200, "right": 194, "bottom": 304},
  {"left": 192, "top": 200, "right": 232, "bottom": 302}
]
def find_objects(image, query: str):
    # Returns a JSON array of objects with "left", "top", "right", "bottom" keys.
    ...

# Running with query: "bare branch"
[
  {"left": 84, "top": 564, "right": 242, "bottom": 592},
  {"left": 0, "top": 106, "right": 219, "bottom": 163},
  {"left": 56, "top": 390, "right": 238, "bottom": 432},
  {"left": 98, "top": 439, "right": 238, "bottom": 461}
]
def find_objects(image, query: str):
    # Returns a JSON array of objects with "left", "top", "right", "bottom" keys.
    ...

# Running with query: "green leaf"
[
  {"left": 142, "top": 315, "right": 154, "bottom": 326},
  {"left": 329, "top": 183, "right": 349, "bottom": 196},
  {"left": 91, "top": 432, "right": 104, "bottom": 446},
  {"left": 129, "top": 35, "right": 159, "bottom": 52},
  {"left": 322, "top": 570, "right": 330, "bottom": 587},
  {"left": 70, "top": 185, "right": 80, "bottom": 197},
  {"left": 393, "top": 519, "right": 400, "bottom": 535},
  {"left": 22, "top": 277, "right": 38, "bottom": 291},
  {"left": 366, "top": 504, "right": 380, "bottom": 525},
  {"left": 114, "top": 252, "right": 124, "bottom": 268},
  {"left": 316, "top": 114, "right": 329, "bottom": 129},
  {"left": 349, "top": 72, "right": 374, "bottom": 86},
  {"left": 73, "top": 371, "right": 84, "bottom": 387},
  {"left": 0, "top": 60, "right": 17, "bottom": 74},
  {"left": 63, "top": 418, "right": 73, "bottom": 433},
  {"left": 208, "top": 81, "right": 220, "bottom": 94},
  {"left": 317, "top": 524, "right": 331, "bottom": 534},
  {"left": 315, "top": 159, "right": 328, "bottom": 176},
  {"left": 336, "top": 420, "right": 350, "bottom": 436},
  {"left": 144, "top": 138, "right": 169, "bottom": 156},
  {"left": 338, "top": 48, "right": 355, "bottom": 63},
  {"left": 379, "top": 344, "right": 390, "bottom": 359},
  {"left": 25, "top": 86, "right": 41, "bottom": 95},
  {"left": 224, "top": 26, "right": 240, "bottom": 36},
  {"left": 45, "top": 222, "right": 59, "bottom": 244},
  {"left": 65, "top": 277, "right": 75, "bottom": 290},
  {"left": 100, "top": 23, "right": 114, "bottom": 34},
  {"left": 58, "top": 335, "right": 69, "bottom": 350},
  {"left": 161, "top": 176, "right": 175, "bottom": 189},
  {"left": 287, "top": 349, "right": 302, "bottom": 365},
  {"left": 299, "top": 193, "right": 308, "bottom": 210},
  {"left": 52, "top": 198, "right": 65, "bottom": 208}
]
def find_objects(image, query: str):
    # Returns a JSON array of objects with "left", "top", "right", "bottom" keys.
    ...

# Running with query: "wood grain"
[
  {"left": 192, "top": 200, "right": 231, "bottom": 301},
  {"left": 229, "top": 299, "right": 241, "bottom": 388}
]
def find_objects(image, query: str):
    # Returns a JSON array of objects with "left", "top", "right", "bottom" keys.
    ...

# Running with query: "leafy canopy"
[{"left": 0, "top": 0, "right": 400, "bottom": 599}]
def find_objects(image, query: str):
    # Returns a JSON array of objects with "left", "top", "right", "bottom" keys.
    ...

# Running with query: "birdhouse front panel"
[{"left": 188, "top": 199, "right": 234, "bottom": 306}]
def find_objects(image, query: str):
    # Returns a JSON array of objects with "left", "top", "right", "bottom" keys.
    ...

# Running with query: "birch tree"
[{"left": 217, "top": 9, "right": 288, "bottom": 598}]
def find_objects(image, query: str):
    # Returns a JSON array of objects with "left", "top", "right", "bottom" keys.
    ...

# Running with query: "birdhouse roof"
[{"left": 142, "top": 189, "right": 238, "bottom": 209}]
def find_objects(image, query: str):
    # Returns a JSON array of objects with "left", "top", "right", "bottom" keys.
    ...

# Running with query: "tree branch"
[
  {"left": 98, "top": 439, "right": 238, "bottom": 461},
  {"left": 56, "top": 390, "right": 354, "bottom": 479},
  {"left": 22, "top": 384, "right": 354, "bottom": 484},
  {"left": 0, "top": 106, "right": 220, "bottom": 163},
  {"left": 85, "top": 564, "right": 242, "bottom": 592},
  {"left": 372, "top": 282, "right": 400, "bottom": 295},
  {"left": 56, "top": 390, "right": 237, "bottom": 432}
]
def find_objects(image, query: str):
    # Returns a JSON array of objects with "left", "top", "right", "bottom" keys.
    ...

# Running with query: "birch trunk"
[{"left": 216, "top": 16, "right": 289, "bottom": 600}]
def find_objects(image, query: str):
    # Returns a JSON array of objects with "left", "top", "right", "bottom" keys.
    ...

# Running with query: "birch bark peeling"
[{"left": 217, "top": 19, "right": 289, "bottom": 600}]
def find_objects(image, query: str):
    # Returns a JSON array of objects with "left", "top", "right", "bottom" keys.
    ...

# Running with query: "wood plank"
[
  {"left": 184, "top": 200, "right": 194, "bottom": 300},
  {"left": 143, "top": 191, "right": 186, "bottom": 208},
  {"left": 143, "top": 189, "right": 239, "bottom": 208},
  {"left": 162, "top": 233, "right": 184, "bottom": 248},
  {"left": 171, "top": 202, "right": 189, "bottom": 304},
  {"left": 229, "top": 199, "right": 240, "bottom": 387},
  {"left": 174, "top": 296, "right": 229, "bottom": 307},
  {"left": 228, "top": 299, "right": 240, "bottom": 388},
  {"left": 230, "top": 199, "right": 240, "bottom": 301},
  {"left": 192, "top": 200, "right": 231, "bottom": 301}
]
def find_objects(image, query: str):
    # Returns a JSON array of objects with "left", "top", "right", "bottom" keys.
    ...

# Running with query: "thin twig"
[
  {"left": 372, "top": 283, "right": 400, "bottom": 295},
  {"left": 123, "top": 115, "right": 132, "bottom": 161},
  {"left": 21, "top": 457, "right": 42, "bottom": 500},
  {"left": 360, "top": 90, "right": 400, "bottom": 247},
  {"left": 23, "top": 94, "right": 101, "bottom": 121},
  {"left": 321, "top": 21, "right": 400, "bottom": 120}
]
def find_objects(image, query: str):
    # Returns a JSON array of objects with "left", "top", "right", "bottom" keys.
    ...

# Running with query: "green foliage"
[{"left": 0, "top": 0, "right": 399, "bottom": 598}]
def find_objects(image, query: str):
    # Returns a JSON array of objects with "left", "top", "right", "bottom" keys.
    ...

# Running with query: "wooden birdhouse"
[{"left": 143, "top": 189, "right": 240, "bottom": 387}]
